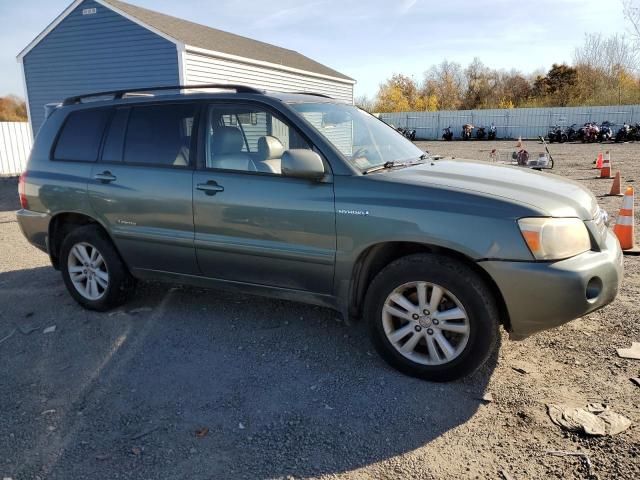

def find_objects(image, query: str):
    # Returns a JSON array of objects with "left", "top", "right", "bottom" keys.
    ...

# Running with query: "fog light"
[{"left": 586, "top": 277, "right": 603, "bottom": 301}]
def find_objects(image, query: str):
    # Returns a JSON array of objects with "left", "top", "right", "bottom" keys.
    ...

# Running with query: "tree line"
[
  {"left": 0, "top": 96, "right": 28, "bottom": 122},
  {"left": 358, "top": 3, "right": 640, "bottom": 113}
]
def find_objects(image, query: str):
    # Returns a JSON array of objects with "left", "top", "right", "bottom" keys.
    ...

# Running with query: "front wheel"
[
  {"left": 364, "top": 254, "right": 499, "bottom": 381},
  {"left": 60, "top": 225, "right": 136, "bottom": 311}
]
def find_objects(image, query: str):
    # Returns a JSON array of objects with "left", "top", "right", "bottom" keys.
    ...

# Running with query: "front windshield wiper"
[
  {"left": 362, "top": 154, "right": 430, "bottom": 175},
  {"left": 362, "top": 161, "right": 396, "bottom": 174}
]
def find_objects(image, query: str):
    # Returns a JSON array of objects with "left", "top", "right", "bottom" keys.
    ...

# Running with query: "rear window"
[
  {"left": 53, "top": 109, "right": 109, "bottom": 162},
  {"left": 123, "top": 104, "right": 195, "bottom": 167}
]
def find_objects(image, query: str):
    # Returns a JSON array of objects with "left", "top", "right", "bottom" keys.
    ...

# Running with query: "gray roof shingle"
[{"left": 102, "top": 0, "right": 353, "bottom": 82}]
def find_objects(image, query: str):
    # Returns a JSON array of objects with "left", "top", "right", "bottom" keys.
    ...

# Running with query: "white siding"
[
  {"left": 299, "top": 112, "right": 353, "bottom": 155},
  {"left": 0, "top": 122, "right": 33, "bottom": 176},
  {"left": 184, "top": 52, "right": 354, "bottom": 103}
]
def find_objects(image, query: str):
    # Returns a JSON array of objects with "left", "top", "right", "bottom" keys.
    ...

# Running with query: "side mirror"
[{"left": 281, "top": 149, "right": 325, "bottom": 180}]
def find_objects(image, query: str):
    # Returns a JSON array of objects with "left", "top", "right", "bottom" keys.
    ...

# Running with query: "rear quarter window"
[{"left": 53, "top": 109, "right": 109, "bottom": 162}]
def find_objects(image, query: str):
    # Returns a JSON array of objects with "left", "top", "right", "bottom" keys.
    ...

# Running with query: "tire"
[
  {"left": 60, "top": 224, "right": 136, "bottom": 311},
  {"left": 364, "top": 253, "right": 499, "bottom": 382}
]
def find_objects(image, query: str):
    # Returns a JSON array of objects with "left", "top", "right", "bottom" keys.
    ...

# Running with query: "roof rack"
[
  {"left": 62, "top": 84, "right": 264, "bottom": 106},
  {"left": 285, "top": 92, "right": 333, "bottom": 98}
]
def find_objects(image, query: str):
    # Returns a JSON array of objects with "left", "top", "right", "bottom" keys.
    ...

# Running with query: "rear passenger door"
[
  {"left": 88, "top": 103, "right": 199, "bottom": 275},
  {"left": 192, "top": 103, "right": 336, "bottom": 294}
]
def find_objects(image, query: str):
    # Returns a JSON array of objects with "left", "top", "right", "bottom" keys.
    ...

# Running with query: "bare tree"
[
  {"left": 623, "top": 0, "right": 640, "bottom": 43},
  {"left": 422, "top": 60, "right": 465, "bottom": 110},
  {"left": 573, "top": 33, "right": 638, "bottom": 74},
  {"left": 354, "top": 94, "right": 376, "bottom": 112}
]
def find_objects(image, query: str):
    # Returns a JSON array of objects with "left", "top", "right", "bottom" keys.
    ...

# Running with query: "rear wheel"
[
  {"left": 60, "top": 225, "right": 136, "bottom": 311},
  {"left": 364, "top": 254, "right": 499, "bottom": 381}
]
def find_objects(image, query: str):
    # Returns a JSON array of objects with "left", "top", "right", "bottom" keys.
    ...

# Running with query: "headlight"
[{"left": 518, "top": 217, "right": 591, "bottom": 260}]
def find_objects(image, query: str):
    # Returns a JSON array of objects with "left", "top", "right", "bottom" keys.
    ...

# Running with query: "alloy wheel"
[
  {"left": 67, "top": 242, "right": 109, "bottom": 301},
  {"left": 382, "top": 281, "right": 470, "bottom": 365}
]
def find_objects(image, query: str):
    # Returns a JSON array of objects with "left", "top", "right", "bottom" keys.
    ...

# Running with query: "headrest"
[
  {"left": 212, "top": 127, "right": 244, "bottom": 154},
  {"left": 258, "top": 136, "right": 285, "bottom": 160}
]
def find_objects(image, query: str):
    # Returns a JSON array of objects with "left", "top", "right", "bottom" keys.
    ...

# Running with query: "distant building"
[{"left": 18, "top": 0, "right": 355, "bottom": 133}]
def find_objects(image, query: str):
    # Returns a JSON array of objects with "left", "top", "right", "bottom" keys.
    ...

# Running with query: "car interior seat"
[
  {"left": 256, "top": 136, "right": 285, "bottom": 174},
  {"left": 209, "top": 127, "right": 257, "bottom": 171}
]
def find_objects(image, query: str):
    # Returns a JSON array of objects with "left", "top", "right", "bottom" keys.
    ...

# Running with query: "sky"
[{"left": 0, "top": 0, "right": 630, "bottom": 99}]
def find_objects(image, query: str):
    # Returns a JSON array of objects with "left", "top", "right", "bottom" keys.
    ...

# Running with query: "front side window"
[
  {"left": 290, "top": 103, "right": 424, "bottom": 171},
  {"left": 54, "top": 109, "right": 109, "bottom": 162},
  {"left": 123, "top": 104, "right": 195, "bottom": 167},
  {"left": 205, "top": 104, "right": 311, "bottom": 174}
]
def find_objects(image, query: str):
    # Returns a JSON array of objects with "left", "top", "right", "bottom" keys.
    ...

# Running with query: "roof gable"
[{"left": 19, "top": 0, "right": 353, "bottom": 83}]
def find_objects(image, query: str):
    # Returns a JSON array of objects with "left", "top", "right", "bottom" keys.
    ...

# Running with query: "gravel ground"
[{"left": 1, "top": 141, "right": 639, "bottom": 479}]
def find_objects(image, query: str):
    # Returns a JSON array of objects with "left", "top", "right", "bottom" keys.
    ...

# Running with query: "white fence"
[
  {"left": 380, "top": 104, "right": 640, "bottom": 140},
  {"left": 0, "top": 122, "right": 32, "bottom": 176}
]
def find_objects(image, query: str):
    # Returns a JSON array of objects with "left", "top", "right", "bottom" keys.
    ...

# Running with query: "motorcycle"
[
  {"left": 582, "top": 122, "right": 600, "bottom": 143},
  {"left": 476, "top": 126, "right": 487, "bottom": 140},
  {"left": 442, "top": 126, "right": 453, "bottom": 141},
  {"left": 547, "top": 125, "right": 567, "bottom": 143},
  {"left": 564, "top": 124, "right": 579, "bottom": 142},
  {"left": 488, "top": 124, "right": 497, "bottom": 140},
  {"left": 576, "top": 124, "right": 588, "bottom": 142},
  {"left": 598, "top": 121, "right": 614, "bottom": 142},
  {"left": 462, "top": 124, "right": 474, "bottom": 140},
  {"left": 396, "top": 126, "right": 416, "bottom": 141},
  {"left": 616, "top": 123, "right": 631, "bottom": 142}
]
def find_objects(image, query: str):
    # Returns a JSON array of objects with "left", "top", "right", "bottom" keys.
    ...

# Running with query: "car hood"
[{"left": 379, "top": 159, "right": 598, "bottom": 220}]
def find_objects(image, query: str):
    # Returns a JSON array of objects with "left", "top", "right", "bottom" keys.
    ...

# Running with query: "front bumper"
[
  {"left": 16, "top": 209, "right": 51, "bottom": 254},
  {"left": 480, "top": 229, "right": 623, "bottom": 340}
]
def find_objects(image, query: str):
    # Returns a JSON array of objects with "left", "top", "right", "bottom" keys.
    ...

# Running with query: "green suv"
[{"left": 17, "top": 85, "right": 623, "bottom": 381}]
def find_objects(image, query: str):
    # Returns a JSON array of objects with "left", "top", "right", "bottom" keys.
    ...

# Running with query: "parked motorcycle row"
[
  {"left": 547, "top": 121, "right": 640, "bottom": 143},
  {"left": 395, "top": 126, "right": 416, "bottom": 141},
  {"left": 390, "top": 120, "right": 639, "bottom": 142},
  {"left": 442, "top": 124, "right": 497, "bottom": 141}
]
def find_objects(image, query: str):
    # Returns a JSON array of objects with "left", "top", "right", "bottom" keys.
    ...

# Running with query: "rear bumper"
[
  {"left": 16, "top": 209, "right": 51, "bottom": 254},
  {"left": 480, "top": 229, "right": 623, "bottom": 339}
]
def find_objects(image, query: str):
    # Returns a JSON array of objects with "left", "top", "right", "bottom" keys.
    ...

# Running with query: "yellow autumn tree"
[
  {"left": 374, "top": 84, "right": 411, "bottom": 113},
  {"left": 498, "top": 97, "right": 514, "bottom": 109}
]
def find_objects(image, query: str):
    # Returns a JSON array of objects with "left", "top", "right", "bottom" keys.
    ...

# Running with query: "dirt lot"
[{"left": 1, "top": 141, "right": 639, "bottom": 480}]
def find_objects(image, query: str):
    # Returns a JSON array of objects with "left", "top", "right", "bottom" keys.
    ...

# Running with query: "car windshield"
[{"left": 289, "top": 102, "right": 425, "bottom": 171}]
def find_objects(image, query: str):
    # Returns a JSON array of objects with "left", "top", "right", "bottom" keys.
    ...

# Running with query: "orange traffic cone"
[
  {"left": 599, "top": 153, "right": 611, "bottom": 179},
  {"left": 594, "top": 152, "right": 603, "bottom": 169},
  {"left": 613, "top": 186, "right": 640, "bottom": 255},
  {"left": 606, "top": 172, "right": 623, "bottom": 196}
]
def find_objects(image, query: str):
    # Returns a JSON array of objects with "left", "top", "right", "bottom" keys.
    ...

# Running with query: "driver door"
[{"left": 192, "top": 103, "right": 337, "bottom": 294}]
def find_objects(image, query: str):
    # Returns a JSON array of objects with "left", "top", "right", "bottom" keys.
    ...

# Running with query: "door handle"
[
  {"left": 197, "top": 181, "right": 224, "bottom": 195},
  {"left": 94, "top": 171, "right": 117, "bottom": 183}
]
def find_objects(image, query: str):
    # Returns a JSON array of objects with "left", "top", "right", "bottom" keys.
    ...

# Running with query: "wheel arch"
[
  {"left": 48, "top": 212, "right": 122, "bottom": 270},
  {"left": 348, "top": 241, "right": 511, "bottom": 331}
]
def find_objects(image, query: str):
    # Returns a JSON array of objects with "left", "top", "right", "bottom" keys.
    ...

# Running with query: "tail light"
[{"left": 18, "top": 171, "right": 28, "bottom": 209}]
